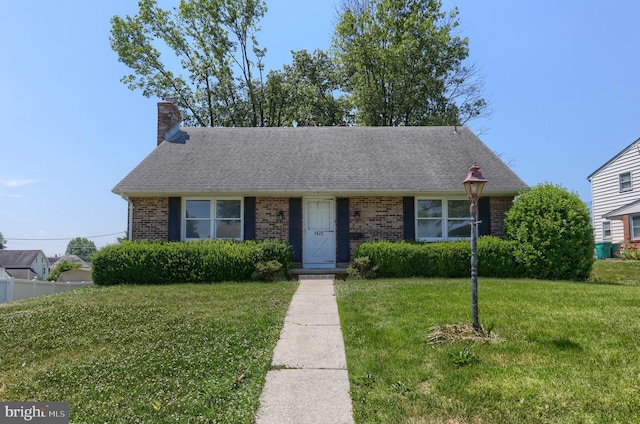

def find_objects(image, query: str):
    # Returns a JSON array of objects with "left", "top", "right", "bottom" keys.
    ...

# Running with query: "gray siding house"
[{"left": 113, "top": 102, "right": 528, "bottom": 269}]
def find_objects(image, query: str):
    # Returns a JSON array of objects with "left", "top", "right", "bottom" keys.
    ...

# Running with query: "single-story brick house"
[{"left": 112, "top": 101, "right": 528, "bottom": 269}]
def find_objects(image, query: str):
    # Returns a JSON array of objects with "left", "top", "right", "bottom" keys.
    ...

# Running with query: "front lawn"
[
  {"left": 588, "top": 259, "right": 640, "bottom": 284},
  {"left": 1, "top": 260, "right": 638, "bottom": 423},
  {"left": 336, "top": 277, "right": 640, "bottom": 423},
  {"left": 0, "top": 283, "right": 297, "bottom": 423}
]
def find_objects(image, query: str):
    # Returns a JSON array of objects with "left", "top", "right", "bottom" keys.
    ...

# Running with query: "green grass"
[
  {"left": 0, "top": 282, "right": 297, "bottom": 423},
  {"left": 588, "top": 259, "right": 640, "bottom": 284},
  {"left": 335, "top": 274, "right": 640, "bottom": 423},
  {"left": 0, "top": 261, "right": 638, "bottom": 423}
]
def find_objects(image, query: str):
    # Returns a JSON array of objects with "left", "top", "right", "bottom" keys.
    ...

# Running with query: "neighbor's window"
[
  {"left": 184, "top": 198, "right": 243, "bottom": 240},
  {"left": 619, "top": 172, "right": 632, "bottom": 192},
  {"left": 632, "top": 215, "right": 640, "bottom": 240},
  {"left": 417, "top": 198, "right": 471, "bottom": 241},
  {"left": 602, "top": 221, "right": 612, "bottom": 239}
]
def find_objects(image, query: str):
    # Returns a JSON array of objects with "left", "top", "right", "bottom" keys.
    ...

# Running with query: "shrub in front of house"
[
  {"left": 352, "top": 237, "right": 529, "bottom": 279},
  {"left": 503, "top": 183, "right": 595, "bottom": 281},
  {"left": 92, "top": 239, "right": 294, "bottom": 285}
]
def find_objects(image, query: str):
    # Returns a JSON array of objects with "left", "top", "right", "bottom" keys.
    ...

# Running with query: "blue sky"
[{"left": 2, "top": 0, "right": 639, "bottom": 256}]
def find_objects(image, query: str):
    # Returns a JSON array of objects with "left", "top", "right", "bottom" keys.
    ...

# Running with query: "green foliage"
[
  {"left": 449, "top": 348, "right": 480, "bottom": 368},
  {"left": 110, "top": 0, "right": 486, "bottom": 128},
  {"left": 251, "top": 239, "right": 294, "bottom": 272},
  {"left": 352, "top": 237, "right": 529, "bottom": 279},
  {"left": 110, "top": 0, "right": 268, "bottom": 127},
  {"left": 504, "top": 183, "right": 595, "bottom": 281},
  {"left": 264, "top": 49, "right": 350, "bottom": 126},
  {"left": 619, "top": 241, "right": 640, "bottom": 260},
  {"left": 0, "top": 232, "right": 6, "bottom": 249},
  {"left": 252, "top": 260, "right": 284, "bottom": 282},
  {"left": 47, "top": 260, "right": 83, "bottom": 282},
  {"left": 65, "top": 237, "right": 97, "bottom": 262},
  {"left": 347, "top": 256, "right": 380, "bottom": 279},
  {"left": 92, "top": 239, "right": 293, "bottom": 286},
  {"left": 333, "top": 0, "right": 488, "bottom": 126}
]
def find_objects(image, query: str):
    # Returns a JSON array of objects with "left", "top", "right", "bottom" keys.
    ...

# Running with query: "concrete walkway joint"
[{"left": 255, "top": 277, "right": 355, "bottom": 424}]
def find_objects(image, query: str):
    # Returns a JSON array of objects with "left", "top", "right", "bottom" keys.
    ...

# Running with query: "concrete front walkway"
[{"left": 255, "top": 276, "right": 355, "bottom": 424}]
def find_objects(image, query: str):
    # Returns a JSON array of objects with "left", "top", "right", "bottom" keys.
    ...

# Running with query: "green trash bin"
[
  {"left": 595, "top": 242, "right": 612, "bottom": 259},
  {"left": 612, "top": 243, "right": 622, "bottom": 258}
]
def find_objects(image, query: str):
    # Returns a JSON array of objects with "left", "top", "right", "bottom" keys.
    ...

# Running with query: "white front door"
[{"left": 303, "top": 198, "right": 336, "bottom": 268}]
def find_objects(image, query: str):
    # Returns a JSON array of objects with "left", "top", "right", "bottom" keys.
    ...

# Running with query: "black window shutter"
[
  {"left": 168, "top": 197, "right": 181, "bottom": 241},
  {"left": 244, "top": 197, "right": 256, "bottom": 240},
  {"left": 478, "top": 197, "right": 491, "bottom": 236},
  {"left": 289, "top": 198, "right": 303, "bottom": 262},
  {"left": 336, "top": 198, "right": 350, "bottom": 262},
  {"left": 403, "top": 197, "right": 415, "bottom": 241}
]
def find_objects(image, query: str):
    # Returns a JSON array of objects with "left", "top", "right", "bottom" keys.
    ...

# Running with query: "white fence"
[{"left": 0, "top": 278, "right": 93, "bottom": 304}]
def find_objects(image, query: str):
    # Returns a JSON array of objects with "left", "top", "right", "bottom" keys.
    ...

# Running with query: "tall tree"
[
  {"left": 66, "top": 238, "right": 97, "bottom": 262},
  {"left": 0, "top": 232, "right": 6, "bottom": 250},
  {"left": 332, "top": 0, "right": 488, "bottom": 126},
  {"left": 110, "top": 0, "right": 267, "bottom": 127},
  {"left": 265, "top": 49, "right": 350, "bottom": 126}
]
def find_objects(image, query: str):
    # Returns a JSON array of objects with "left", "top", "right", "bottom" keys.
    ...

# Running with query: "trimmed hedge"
[
  {"left": 353, "top": 237, "right": 531, "bottom": 279},
  {"left": 92, "top": 239, "right": 294, "bottom": 286}
]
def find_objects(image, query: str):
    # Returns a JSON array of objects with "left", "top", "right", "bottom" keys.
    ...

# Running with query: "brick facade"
[
  {"left": 130, "top": 197, "right": 169, "bottom": 240},
  {"left": 489, "top": 196, "right": 513, "bottom": 238},
  {"left": 255, "top": 197, "right": 289, "bottom": 240},
  {"left": 348, "top": 196, "right": 405, "bottom": 258},
  {"left": 128, "top": 195, "right": 514, "bottom": 263}
]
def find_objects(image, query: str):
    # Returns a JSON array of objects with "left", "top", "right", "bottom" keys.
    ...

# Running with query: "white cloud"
[{"left": 0, "top": 179, "right": 38, "bottom": 188}]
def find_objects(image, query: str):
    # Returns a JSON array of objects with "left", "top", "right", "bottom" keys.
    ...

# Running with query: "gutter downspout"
[
  {"left": 118, "top": 194, "right": 133, "bottom": 242},
  {"left": 127, "top": 199, "right": 133, "bottom": 241}
]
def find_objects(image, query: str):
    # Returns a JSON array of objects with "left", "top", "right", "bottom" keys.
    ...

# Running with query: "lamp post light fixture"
[{"left": 462, "top": 163, "right": 488, "bottom": 331}]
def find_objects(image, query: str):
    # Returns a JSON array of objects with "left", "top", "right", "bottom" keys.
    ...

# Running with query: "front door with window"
[{"left": 303, "top": 198, "right": 335, "bottom": 268}]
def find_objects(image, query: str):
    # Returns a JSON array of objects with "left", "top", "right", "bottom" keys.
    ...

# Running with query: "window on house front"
[
  {"left": 602, "top": 221, "right": 612, "bottom": 239},
  {"left": 632, "top": 215, "right": 640, "bottom": 240},
  {"left": 417, "top": 198, "right": 471, "bottom": 241},
  {"left": 619, "top": 172, "right": 632, "bottom": 192},
  {"left": 184, "top": 198, "right": 243, "bottom": 240}
]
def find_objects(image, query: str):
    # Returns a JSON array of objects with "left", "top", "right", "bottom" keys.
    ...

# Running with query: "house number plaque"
[{"left": 314, "top": 231, "right": 324, "bottom": 236}]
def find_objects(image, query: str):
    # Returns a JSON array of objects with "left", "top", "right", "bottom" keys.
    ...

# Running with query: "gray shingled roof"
[
  {"left": 0, "top": 250, "right": 42, "bottom": 268},
  {"left": 113, "top": 126, "right": 528, "bottom": 196}
]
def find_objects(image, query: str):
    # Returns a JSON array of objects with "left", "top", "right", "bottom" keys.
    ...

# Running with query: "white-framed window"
[
  {"left": 632, "top": 215, "right": 640, "bottom": 240},
  {"left": 183, "top": 198, "right": 243, "bottom": 240},
  {"left": 602, "top": 221, "right": 612, "bottom": 239},
  {"left": 619, "top": 172, "right": 632, "bottom": 192},
  {"left": 416, "top": 198, "right": 471, "bottom": 241}
]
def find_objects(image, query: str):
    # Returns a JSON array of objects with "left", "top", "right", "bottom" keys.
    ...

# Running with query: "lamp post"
[{"left": 462, "top": 163, "right": 488, "bottom": 331}]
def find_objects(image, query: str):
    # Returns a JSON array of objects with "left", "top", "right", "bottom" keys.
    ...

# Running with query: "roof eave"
[
  {"left": 587, "top": 137, "right": 640, "bottom": 180},
  {"left": 112, "top": 188, "right": 524, "bottom": 198}
]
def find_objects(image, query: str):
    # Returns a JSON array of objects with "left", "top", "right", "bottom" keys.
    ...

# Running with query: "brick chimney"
[{"left": 157, "top": 100, "right": 181, "bottom": 146}]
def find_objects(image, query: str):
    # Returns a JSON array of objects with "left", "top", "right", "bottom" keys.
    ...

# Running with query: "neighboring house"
[
  {"left": 0, "top": 265, "right": 9, "bottom": 279},
  {"left": 112, "top": 101, "right": 528, "bottom": 269},
  {"left": 588, "top": 137, "right": 640, "bottom": 248},
  {"left": 0, "top": 250, "right": 50, "bottom": 280},
  {"left": 50, "top": 254, "right": 90, "bottom": 270}
]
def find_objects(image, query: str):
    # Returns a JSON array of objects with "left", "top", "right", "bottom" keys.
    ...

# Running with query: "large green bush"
[
  {"left": 352, "top": 237, "right": 529, "bottom": 279},
  {"left": 503, "top": 183, "right": 594, "bottom": 281},
  {"left": 92, "top": 239, "right": 294, "bottom": 285}
]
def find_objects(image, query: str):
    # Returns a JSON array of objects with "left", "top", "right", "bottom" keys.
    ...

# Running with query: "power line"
[{"left": 6, "top": 232, "right": 125, "bottom": 241}]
